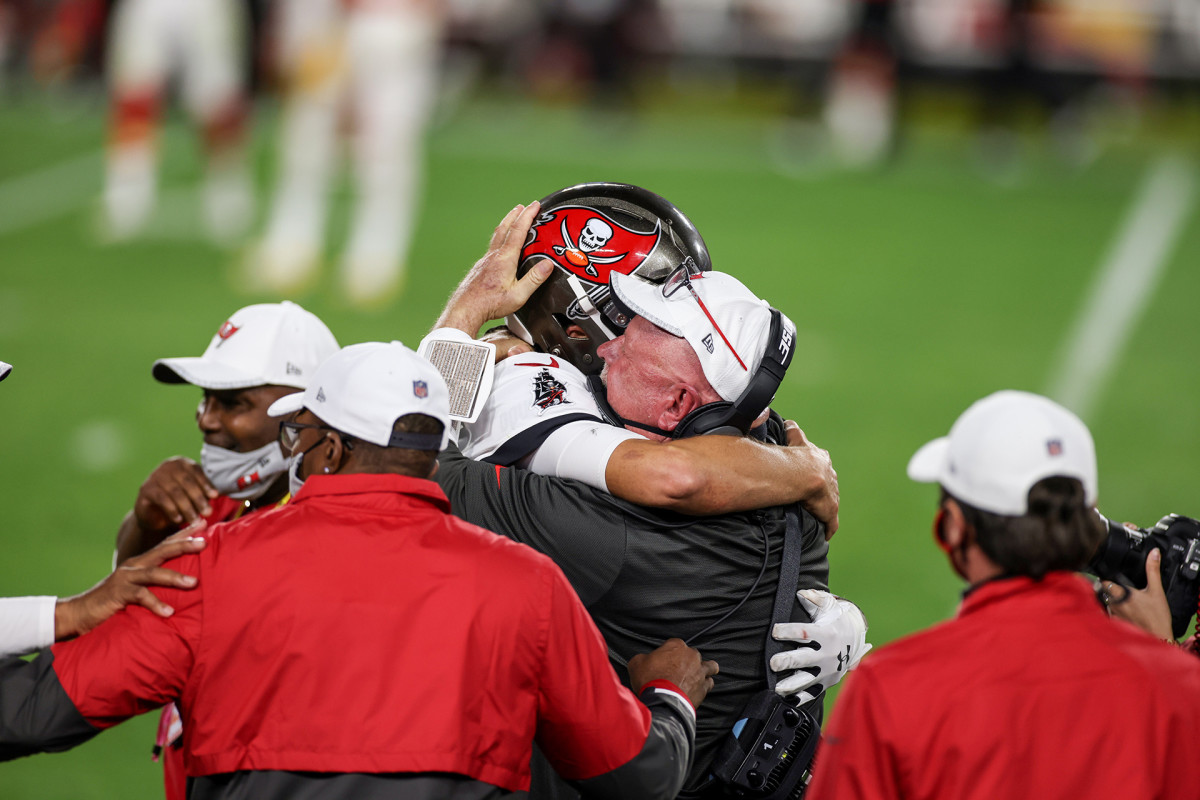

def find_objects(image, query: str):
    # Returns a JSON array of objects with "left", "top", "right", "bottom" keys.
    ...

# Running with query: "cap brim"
[
  {"left": 152, "top": 358, "right": 268, "bottom": 390},
  {"left": 609, "top": 274, "right": 685, "bottom": 337},
  {"left": 907, "top": 437, "right": 950, "bottom": 484},
  {"left": 0, "top": 361, "right": 11, "bottom": 382},
  {"left": 267, "top": 393, "right": 305, "bottom": 418}
]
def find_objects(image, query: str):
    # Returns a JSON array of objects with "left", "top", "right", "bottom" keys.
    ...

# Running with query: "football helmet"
[{"left": 506, "top": 182, "right": 711, "bottom": 374}]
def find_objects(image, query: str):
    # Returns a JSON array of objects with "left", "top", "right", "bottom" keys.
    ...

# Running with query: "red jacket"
[
  {"left": 807, "top": 572, "right": 1200, "bottom": 800},
  {"left": 50, "top": 473, "right": 682, "bottom": 791}
]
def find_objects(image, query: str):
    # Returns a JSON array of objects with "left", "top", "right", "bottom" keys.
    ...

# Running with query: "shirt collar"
[
  {"left": 957, "top": 571, "right": 1096, "bottom": 618},
  {"left": 290, "top": 472, "right": 451, "bottom": 513}
]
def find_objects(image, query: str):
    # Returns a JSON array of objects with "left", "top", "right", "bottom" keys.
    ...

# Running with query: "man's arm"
[
  {"left": 0, "top": 554, "right": 201, "bottom": 758},
  {"left": 535, "top": 566, "right": 716, "bottom": 800},
  {"left": 436, "top": 444, "right": 626, "bottom": 606},
  {"left": 605, "top": 422, "right": 839, "bottom": 533}
]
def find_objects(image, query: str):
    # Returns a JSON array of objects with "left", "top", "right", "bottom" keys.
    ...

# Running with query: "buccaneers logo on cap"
[
  {"left": 523, "top": 206, "right": 661, "bottom": 284},
  {"left": 215, "top": 320, "right": 240, "bottom": 348}
]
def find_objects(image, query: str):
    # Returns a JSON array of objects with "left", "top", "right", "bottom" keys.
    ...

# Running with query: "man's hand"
[
  {"left": 479, "top": 325, "right": 534, "bottom": 362},
  {"left": 133, "top": 456, "right": 219, "bottom": 533},
  {"left": 627, "top": 638, "right": 719, "bottom": 709},
  {"left": 770, "top": 590, "right": 871, "bottom": 703},
  {"left": 1104, "top": 548, "right": 1174, "bottom": 641},
  {"left": 56, "top": 526, "right": 208, "bottom": 640},
  {"left": 434, "top": 202, "right": 556, "bottom": 337},
  {"left": 784, "top": 421, "right": 839, "bottom": 538}
]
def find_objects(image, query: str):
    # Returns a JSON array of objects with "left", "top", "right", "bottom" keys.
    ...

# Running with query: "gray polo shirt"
[{"left": 436, "top": 436, "right": 829, "bottom": 795}]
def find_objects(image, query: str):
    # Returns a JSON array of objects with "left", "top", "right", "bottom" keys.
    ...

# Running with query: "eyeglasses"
[
  {"left": 660, "top": 257, "right": 748, "bottom": 372},
  {"left": 277, "top": 421, "right": 354, "bottom": 455},
  {"left": 661, "top": 256, "right": 702, "bottom": 300}
]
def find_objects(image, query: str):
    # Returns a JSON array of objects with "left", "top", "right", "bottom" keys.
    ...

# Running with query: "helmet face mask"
[{"left": 507, "top": 183, "right": 711, "bottom": 374}]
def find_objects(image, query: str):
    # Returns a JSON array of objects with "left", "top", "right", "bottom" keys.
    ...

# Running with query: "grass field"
[{"left": 1, "top": 85, "right": 1198, "bottom": 798}]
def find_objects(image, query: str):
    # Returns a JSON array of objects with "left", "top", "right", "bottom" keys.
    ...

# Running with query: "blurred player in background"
[
  {"left": 250, "top": 0, "right": 446, "bottom": 307},
  {"left": 102, "top": 0, "right": 254, "bottom": 243}
]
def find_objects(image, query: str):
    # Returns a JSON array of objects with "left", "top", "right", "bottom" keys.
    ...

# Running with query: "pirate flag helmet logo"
[{"left": 507, "top": 183, "right": 712, "bottom": 375}]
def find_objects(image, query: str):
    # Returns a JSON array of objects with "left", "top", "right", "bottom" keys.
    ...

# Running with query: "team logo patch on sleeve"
[
  {"left": 523, "top": 206, "right": 661, "bottom": 284},
  {"left": 531, "top": 369, "right": 569, "bottom": 413}
]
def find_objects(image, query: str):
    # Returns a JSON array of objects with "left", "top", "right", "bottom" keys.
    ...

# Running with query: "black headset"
[
  {"left": 673, "top": 308, "right": 795, "bottom": 437},
  {"left": 589, "top": 307, "right": 795, "bottom": 439}
]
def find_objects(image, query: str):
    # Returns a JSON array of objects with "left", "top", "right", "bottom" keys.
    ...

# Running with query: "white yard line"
[
  {"left": 1046, "top": 155, "right": 1196, "bottom": 421},
  {"left": 0, "top": 151, "right": 101, "bottom": 238}
]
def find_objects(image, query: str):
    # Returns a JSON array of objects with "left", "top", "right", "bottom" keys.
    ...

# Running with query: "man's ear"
[
  {"left": 940, "top": 498, "right": 969, "bottom": 550},
  {"left": 315, "top": 432, "right": 350, "bottom": 474},
  {"left": 657, "top": 383, "right": 704, "bottom": 431}
]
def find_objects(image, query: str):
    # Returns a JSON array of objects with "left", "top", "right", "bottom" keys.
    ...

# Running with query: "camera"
[{"left": 1088, "top": 513, "right": 1200, "bottom": 639}]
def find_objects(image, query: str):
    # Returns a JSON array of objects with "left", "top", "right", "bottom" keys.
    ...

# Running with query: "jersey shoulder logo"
[
  {"left": 522, "top": 205, "right": 661, "bottom": 285},
  {"left": 531, "top": 369, "right": 569, "bottom": 413}
]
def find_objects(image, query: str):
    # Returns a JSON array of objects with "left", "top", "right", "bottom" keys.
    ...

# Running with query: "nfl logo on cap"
[{"left": 414, "top": 380, "right": 428, "bottom": 399}]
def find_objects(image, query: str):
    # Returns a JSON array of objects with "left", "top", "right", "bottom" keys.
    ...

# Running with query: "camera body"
[{"left": 1089, "top": 513, "right": 1200, "bottom": 639}]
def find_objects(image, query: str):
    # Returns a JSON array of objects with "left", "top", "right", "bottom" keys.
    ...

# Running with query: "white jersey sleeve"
[
  {"left": 525, "top": 418, "right": 640, "bottom": 492},
  {"left": 0, "top": 596, "right": 57, "bottom": 658}
]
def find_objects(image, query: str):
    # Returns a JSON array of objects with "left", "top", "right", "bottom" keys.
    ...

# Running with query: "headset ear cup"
[{"left": 672, "top": 402, "right": 736, "bottom": 438}]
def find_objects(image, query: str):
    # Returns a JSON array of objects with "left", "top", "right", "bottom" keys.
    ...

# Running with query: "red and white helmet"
[{"left": 506, "top": 182, "right": 712, "bottom": 374}]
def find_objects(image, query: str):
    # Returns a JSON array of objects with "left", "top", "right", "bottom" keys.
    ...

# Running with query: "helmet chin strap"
[{"left": 586, "top": 374, "right": 676, "bottom": 439}]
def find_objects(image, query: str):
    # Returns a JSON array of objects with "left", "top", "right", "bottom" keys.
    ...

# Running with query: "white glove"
[{"left": 770, "top": 589, "right": 872, "bottom": 703}]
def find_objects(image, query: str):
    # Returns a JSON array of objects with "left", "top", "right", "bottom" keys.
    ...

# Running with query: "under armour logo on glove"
[
  {"left": 836, "top": 645, "right": 852, "bottom": 672},
  {"left": 769, "top": 589, "right": 873, "bottom": 704}
]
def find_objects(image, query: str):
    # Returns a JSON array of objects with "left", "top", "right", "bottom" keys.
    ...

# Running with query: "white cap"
[
  {"left": 907, "top": 390, "right": 1098, "bottom": 516},
  {"left": 267, "top": 341, "right": 452, "bottom": 450},
  {"left": 153, "top": 302, "right": 339, "bottom": 390},
  {"left": 0, "top": 361, "right": 11, "bottom": 382},
  {"left": 610, "top": 270, "right": 778, "bottom": 402}
]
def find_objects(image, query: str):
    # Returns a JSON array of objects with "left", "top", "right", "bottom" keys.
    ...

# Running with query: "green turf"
[{"left": 0, "top": 88, "right": 1197, "bottom": 798}]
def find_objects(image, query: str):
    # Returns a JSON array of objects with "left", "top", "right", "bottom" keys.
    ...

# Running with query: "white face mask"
[
  {"left": 287, "top": 451, "right": 307, "bottom": 499},
  {"left": 200, "top": 441, "right": 289, "bottom": 501}
]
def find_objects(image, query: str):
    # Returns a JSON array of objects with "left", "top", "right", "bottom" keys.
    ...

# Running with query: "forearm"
[
  {"left": 571, "top": 684, "right": 695, "bottom": 800},
  {"left": 0, "top": 650, "right": 101, "bottom": 760},
  {"left": 432, "top": 297, "right": 491, "bottom": 338},
  {"left": 606, "top": 436, "right": 825, "bottom": 515}
]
